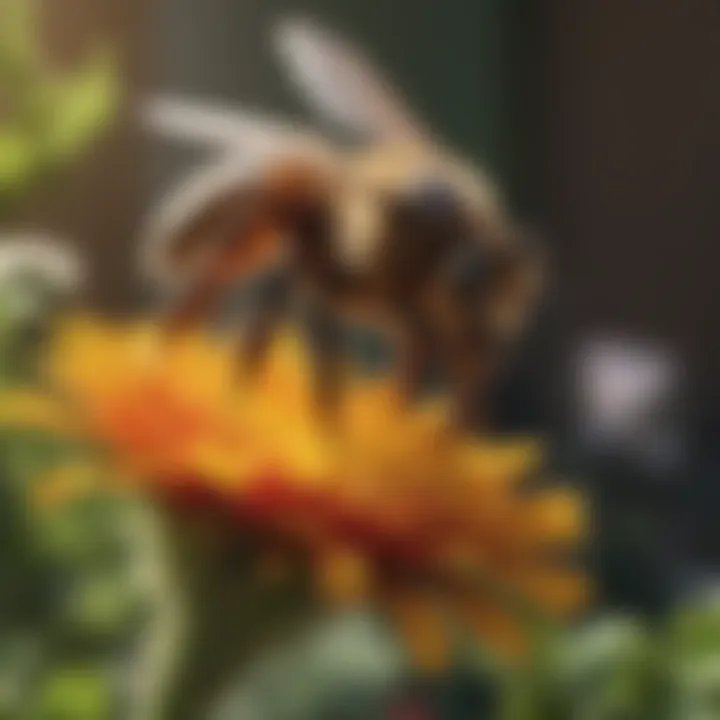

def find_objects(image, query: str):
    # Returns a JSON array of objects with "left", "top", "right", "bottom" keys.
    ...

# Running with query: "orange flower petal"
[
  {"left": 384, "top": 591, "right": 451, "bottom": 674},
  {"left": 316, "top": 546, "right": 371, "bottom": 608}
]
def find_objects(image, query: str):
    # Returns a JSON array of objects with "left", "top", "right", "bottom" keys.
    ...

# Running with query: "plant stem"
[{"left": 130, "top": 507, "right": 315, "bottom": 720}]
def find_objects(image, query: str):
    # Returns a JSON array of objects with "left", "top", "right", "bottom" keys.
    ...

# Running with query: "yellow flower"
[{"left": 3, "top": 316, "right": 589, "bottom": 668}]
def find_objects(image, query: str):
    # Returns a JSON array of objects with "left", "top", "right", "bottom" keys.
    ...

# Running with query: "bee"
[{"left": 143, "top": 18, "right": 543, "bottom": 431}]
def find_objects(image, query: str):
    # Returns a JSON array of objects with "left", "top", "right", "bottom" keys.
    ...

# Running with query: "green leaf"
[
  {"left": 498, "top": 622, "right": 568, "bottom": 720},
  {"left": 64, "top": 572, "right": 144, "bottom": 643},
  {"left": 668, "top": 589, "right": 720, "bottom": 661},
  {"left": 0, "top": 128, "right": 36, "bottom": 195},
  {"left": 666, "top": 590, "right": 720, "bottom": 716},
  {"left": 42, "top": 50, "right": 118, "bottom": 164},
  {"left": 558, "top": 617, "right": 660, "bottom": 720},
  {"left": 0, "top": 3, "right": 119, "bottom": 215},
  {"left": 499, "top": 617, "right": 669, "bottom": 720},
  {"left": 215, "top": 613, "right": 404, "bottom": 720},
  {"left": 36, "top": 666, "right": 112, "bottom": 719},
  {"left": 0, "top": 635, "right": 40, "bottom": 717},
  {"left": 0, "top": 0, "right": 40, "bottom": 81},
  {"left": 561, "top": 616, "right": 649, "bottom": 679}
]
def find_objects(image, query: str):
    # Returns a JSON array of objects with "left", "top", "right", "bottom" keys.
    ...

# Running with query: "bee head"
[
  {"left": 443, "top": 223, "right": 545, "bottom": 341},
  {"left": 393, "top": 178, "right": 468, "bottom": 237}
]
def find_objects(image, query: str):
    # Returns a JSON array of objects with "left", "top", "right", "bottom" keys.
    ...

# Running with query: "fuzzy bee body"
[{"left": 146, "top": 20, "right": 542, "bottom": 431}]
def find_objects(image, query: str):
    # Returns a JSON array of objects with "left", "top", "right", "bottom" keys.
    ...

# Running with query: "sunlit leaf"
[
  {"left": 668, "top": 590, "right": 720, "bottom": 661},
  {"left": 42, "top": 50, "right": 118, "bottom": 164},
  {"left": 666, "top": 590, "right": 720, "bottom": 717},
  {"left": 0, "top": 129, "right": 36, "bottom": 194},
  {"left": 36, "top": 666, "right": 112, "bottom": 719}
]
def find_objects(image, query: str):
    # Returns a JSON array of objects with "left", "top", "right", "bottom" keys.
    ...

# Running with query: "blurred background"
[{"left": 3, "top": 0, "right": 720, "bottom": 716}]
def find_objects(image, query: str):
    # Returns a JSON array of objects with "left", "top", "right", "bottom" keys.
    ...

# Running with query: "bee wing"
[
  {"left": 142, "top": 92, "right": 329, "bottom": 154},
  {"left": 141, "top": 93, "right": 339, "bottom": 291},
  {"left": 274, "top": 17, "right": 430, "bottom": 143},
  {"left": 141, "top": 155, "right": 272, "bottom": 290}
]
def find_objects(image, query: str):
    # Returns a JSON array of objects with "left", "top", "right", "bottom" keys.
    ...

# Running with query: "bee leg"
[
  {"left": 304, "top": 298, "right": 343, "bottom": 422},
  {"left": 396, "top": 315, "right": 437, "bottom": 406},
  {"left": 240, "top": 264, "right": 293, "bottom": 375},
  {"left": 164, "top": 261, "right": 229, "bottom": 336},
  {"left": 163, "top": 227, "right": 268, "bottom": 337},
  {"left": 447, "top": 334, "right": 498, "bottom": 435}
]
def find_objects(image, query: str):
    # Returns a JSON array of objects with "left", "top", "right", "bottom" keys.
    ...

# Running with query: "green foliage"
[
  {"left": 35, "top": 665, "right": 112, "bottom": 720},
  {"left": 213, "top": 613, "right": 405, "bottom": 720},
  {"left": 0, "top": 439, "right": 156, "bottom": 718},
  {"left": 0, "top": 0, "right": 119, "bottom": 218},
  {"left": 501, "top": 593, "right": 720, "bottom": 720},
  {"left": 0, "top": 242, "right": 152, "bottom": 716}
]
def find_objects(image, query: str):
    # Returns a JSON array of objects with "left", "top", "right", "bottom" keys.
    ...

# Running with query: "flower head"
[{"left": 4, "top": 317, "right": 587, "bottom": 668}]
